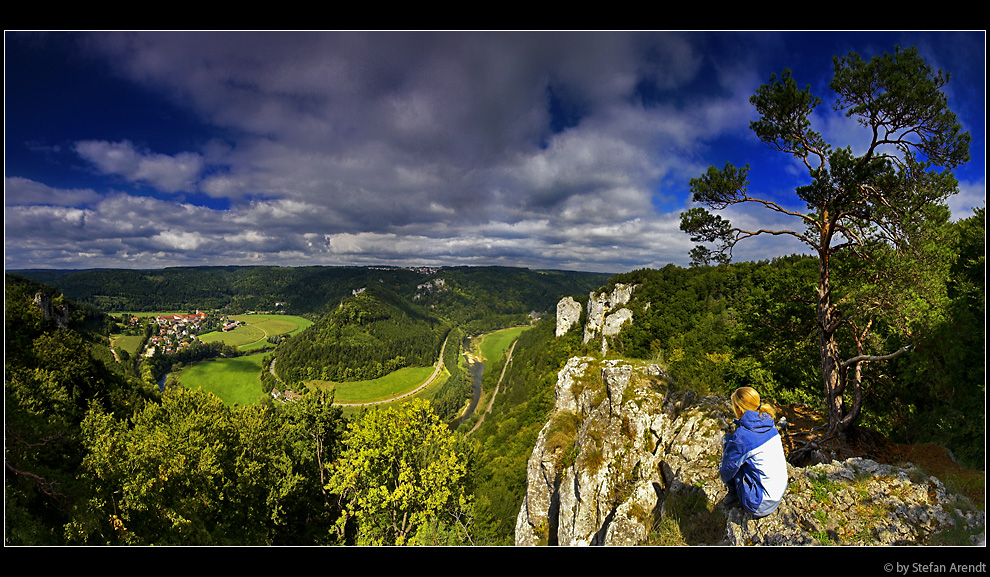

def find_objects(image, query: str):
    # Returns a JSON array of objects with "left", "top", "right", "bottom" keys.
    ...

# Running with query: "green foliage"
[
  {"left": 73, "top": 386, "right": 347, "bottom": 545},
  {"left": 679, "top": 46, "right": 973, "bottom": 435},
  {"left": 7, "top": 235, "right": 984, "bottom": 547},
  {"left": 77, "top": 388, "right": 257, "bottom": 544},
  {"left": 415, "top": 266, "right": 609, "bottom": 326},
  {"left": 829, "top": 47, "right": 971, "bottom": 168},
  {"left": 431, "top": 327, "right": 470, "bottom": 422},
  {"left": 326, "top": 399, "right": 472, "bottom": 545},
  {"left": 462, "top": 316, "right": 587, "bottom": 544},
  {"left": 879, "top": 209, "right": 986, "bottom": 467},
  {"left": 15, "top": 265, "right": 610, "bottom": 318},
  {"left": 5, "top": 275, "right": 160, "bottom": 545},
  {"left": 607, "top": 261, "right": 817, "bottom": 401},
  {"left": 5, "top": 273, "right": 354, "bottom": 545},
  {"left": 273, "top": 285, "right": 449, "bottom": 383},
  {"left": 605, "top": 248, "right": 983, "bottom": 455},
  {"left": 271, "top": 388, "right": 346, "bottom": 544}
]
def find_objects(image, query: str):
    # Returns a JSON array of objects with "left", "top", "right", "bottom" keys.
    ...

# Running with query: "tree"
[
  {"left": 75, "top": 387, "right": 289, "bottom": 545},
  {"left": 272, "top": 387, "right": 346, "bottom": 544},
  {"left": 325, "top": 399, "right": 472, "bottom": 545},
  {"left": 680, "top": 46, "right": 972, "bottom": 439}
]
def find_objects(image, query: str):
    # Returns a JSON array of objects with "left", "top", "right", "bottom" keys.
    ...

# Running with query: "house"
[{"left": 271, "top": 389, "right": 303, "bottom": 403}]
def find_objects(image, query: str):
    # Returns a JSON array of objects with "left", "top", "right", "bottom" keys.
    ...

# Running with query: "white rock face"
[
  {"left": 583, "top": 283, "right": 637, "bottom": 351},
  {"left": 555, "top": 296, "right": 583, "bottom": 337},
  {"left": 515, "top": 357, "right": 725, "bottom": 546},
  {"left": 602, "top": 308, "right": 633, "bottom": 337}
]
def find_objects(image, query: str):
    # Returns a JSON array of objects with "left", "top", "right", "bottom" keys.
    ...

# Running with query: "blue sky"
[{"left": 4, "top": 31, "right": 985, "bottom": 273}]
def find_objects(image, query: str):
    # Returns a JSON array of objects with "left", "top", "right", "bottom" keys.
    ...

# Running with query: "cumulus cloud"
[
  {"left": 74, "top": 139, "right": 204, "bottom": 193},
  {"left": 4, "top": 177, "right": 101, "bottom": 207}
]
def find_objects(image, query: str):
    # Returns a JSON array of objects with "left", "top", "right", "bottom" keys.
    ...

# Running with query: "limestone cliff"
[
  {"left": 582, "top": 283, "right": 637, "bottom": 352},
  {"left": 555, "top": 296, "right": 582, "bottom": 337},
  {"left": 33, "top": 292, "right": 69, "bottom": 329},
  {"left": 514, "top": 356, "right": 985, "bottom": 546}
]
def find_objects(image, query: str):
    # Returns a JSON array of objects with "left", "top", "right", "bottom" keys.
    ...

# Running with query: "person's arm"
[{"left": 719, "top": 435, "right": 744, "bottom": 484}]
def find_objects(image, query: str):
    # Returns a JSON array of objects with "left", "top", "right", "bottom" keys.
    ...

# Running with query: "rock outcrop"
[
  {"left": 555, "top": 297, "right": 583, "bottom": 337},
  {"left": 582, "top": 284, "right": 637, "bottom": 351},
  {"left": 33, "top": 292, "right": 69, "bottom": 329},
  {"left": 515, "top": 357, "right": 985, "bottom": 546}
]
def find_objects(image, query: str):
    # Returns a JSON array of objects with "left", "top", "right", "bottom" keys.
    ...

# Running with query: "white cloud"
[
  {"left": 949, "top": 177, "right": 987, "bottom": 220},
  {"left": 4, "top": 177, "right": 101, "bottom": 207},
  {"left": 74, "top": 140, "right": 204, "bottom": 193},
  {"left": 152, "top": 229, "right": 206, "bottom": 251}
]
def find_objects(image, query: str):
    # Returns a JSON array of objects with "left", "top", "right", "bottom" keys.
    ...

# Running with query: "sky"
[{"left": 4, "top": 31, "right": 986, "bottom": 274}]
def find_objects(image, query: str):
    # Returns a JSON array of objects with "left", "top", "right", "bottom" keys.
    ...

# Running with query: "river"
[{"left": 449, "top": 357, "right": 484, "bottom": 429}]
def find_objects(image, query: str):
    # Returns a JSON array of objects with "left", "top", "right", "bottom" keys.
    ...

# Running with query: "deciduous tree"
[
  {"left": 76, "top": 387, "right": 289, "bottom": 544},
  {"left": 326, "top": 398, "right": 472, "bottom": 545},
  {"left": 272, "top": 387, "right": 346, "bottom": 543}
]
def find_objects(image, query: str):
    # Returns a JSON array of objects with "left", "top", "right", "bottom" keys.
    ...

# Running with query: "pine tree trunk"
[
  {"left": 819, "top": 322, "right": 846, "bottom": 437},
  {"left": 817, "top": 246, "right": 847, "bottom": 437}
]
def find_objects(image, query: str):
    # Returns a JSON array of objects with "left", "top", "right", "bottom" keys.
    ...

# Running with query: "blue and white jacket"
[{"left": 719, "top": 409, "right": 788, "bottom": 517}]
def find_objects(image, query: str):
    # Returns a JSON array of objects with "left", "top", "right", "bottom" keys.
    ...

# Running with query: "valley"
[
  {"left": 5, "top": 245, "right": 984, "bottom": 546},
  {"left": 25, "top": 265, "right": 606, "bottom": 420}
]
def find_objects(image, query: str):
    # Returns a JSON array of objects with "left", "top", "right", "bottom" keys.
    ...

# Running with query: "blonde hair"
[{"left": 730, "top": 387, "right": 775, "bottom": 420}]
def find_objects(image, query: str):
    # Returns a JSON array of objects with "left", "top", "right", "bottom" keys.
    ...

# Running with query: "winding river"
[{"left": 450, "top": 356, "right": 485, "bottom": 428}]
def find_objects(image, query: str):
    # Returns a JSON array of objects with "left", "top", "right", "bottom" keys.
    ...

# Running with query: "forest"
[
  {"left": 3, "top": 265, "right": 608, "bottom": 544},
  {"left": 14, "top": 265, "right": 611, "bottom": 320},
  {"left": 4, "top": 206, "right": 982, "bottom": 545},
  {"left": 270, "top": 284, "right": 450, "bottom": 384}
]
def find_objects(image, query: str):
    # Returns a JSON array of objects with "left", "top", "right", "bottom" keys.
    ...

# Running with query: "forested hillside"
[
  {"left": 5, "top": 209, "right": 983, "bottom": 545},
  {"left": 5, "top": 274, "right": 162, "bottom": 543},
  {"left": 14, "top": 265, "right": 611, "bottom": 319},
  {"left": 272, "top": 284, "right": 450, "bottom": 383},
  {"left": 3, "top": 265, "right": 608, "bottom": 545},
  {"left": 462, "top": 209, "right": 984, "bottom": 544},
  {"left": 11, "top": 264, "right": 608, "bottom": 392},
  {"left": 607, "top": 210, "right": 986, "bottom": 467}
]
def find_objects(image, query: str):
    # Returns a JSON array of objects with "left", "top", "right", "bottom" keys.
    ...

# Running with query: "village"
[{"left": 140, "top": 310, "right": 241, "bottom": 357}]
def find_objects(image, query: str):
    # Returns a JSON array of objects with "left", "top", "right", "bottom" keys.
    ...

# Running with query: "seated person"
[{"left": 719, "top": 386, "right": 788, "bottom": 517}]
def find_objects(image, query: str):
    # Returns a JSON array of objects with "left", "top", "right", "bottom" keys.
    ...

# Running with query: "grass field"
[
  {"left": 476, "top": 326, "right": 531, "bottom": 362},
  {"left": 199, "top": 314, "right": 312, "bottom": 351},
  {"left": 112, "top": 334, "right": 146, "bottom": 356},
  {"left": 175, "top": 353, "right": 269, "bottom": 406},
  {"left": 173, "top": 324, "right": 527, "bottom": 410},
  {"left": 307, "top": 365, "right": 438, "bottom": 404}
]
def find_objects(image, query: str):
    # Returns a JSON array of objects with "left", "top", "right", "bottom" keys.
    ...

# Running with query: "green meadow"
[
  {"left": 307, "top": 365, "right": 439, "bottom": 405},
  {"left": 173, "top": 315, "right": 312, "bottom": 405},
  {"left": 476, "top": 326, "right": 531, "bottom": 362},
  {"left": 175, "top": 354, "right": 269, "bottom": 406},
  {"left": 174, "top": 323, "right": 524, "bottom": 410},
  {"left": 199, "top": 314, "right": 312, "bottom": 351},
  {"left": 112, "top": 334, "right": 146, "bottom": 356}
]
